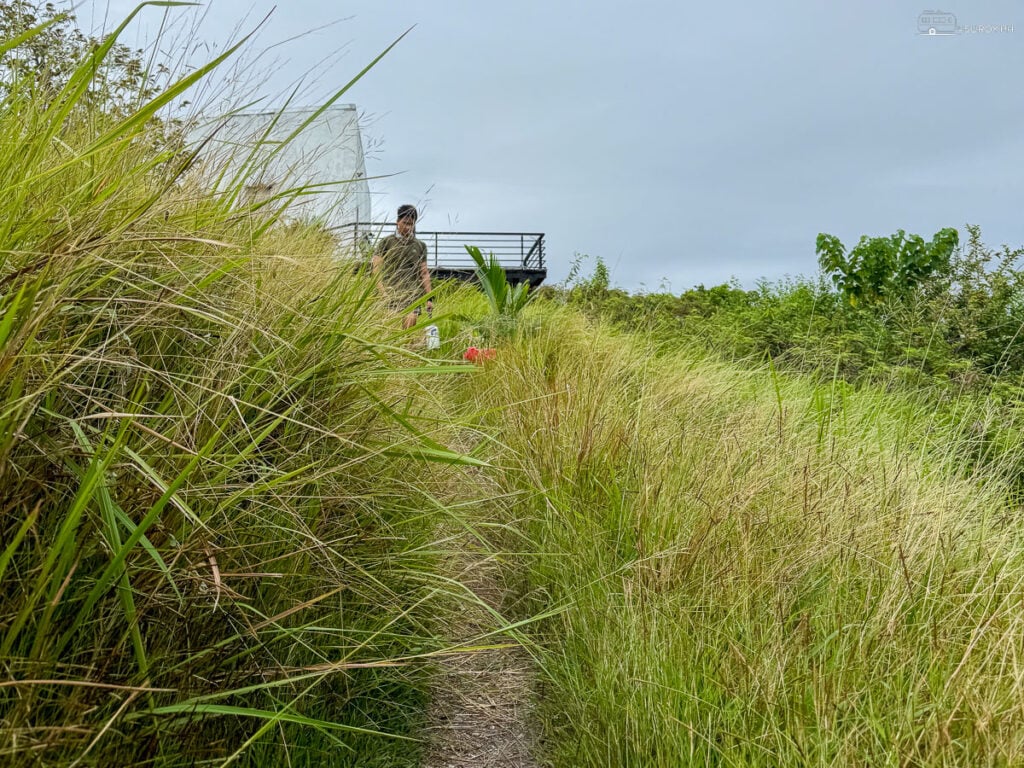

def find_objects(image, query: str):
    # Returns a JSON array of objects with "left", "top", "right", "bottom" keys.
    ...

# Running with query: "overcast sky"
[{"left": 86, "top": 1, "right": 1023, "bottom": 291}]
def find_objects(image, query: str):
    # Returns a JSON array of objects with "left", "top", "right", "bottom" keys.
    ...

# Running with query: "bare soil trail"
[{"left": 421, "top": 551, "right": 542, "bottom": 768}]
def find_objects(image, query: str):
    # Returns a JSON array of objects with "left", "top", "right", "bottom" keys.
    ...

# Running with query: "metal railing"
[{"left": 336, "top": 222, "right": 545, "bottom": 271}]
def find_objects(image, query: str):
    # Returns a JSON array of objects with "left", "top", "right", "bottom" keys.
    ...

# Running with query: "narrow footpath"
[{"left": 421, "top": 550, "right": 542, "bottom": 768}]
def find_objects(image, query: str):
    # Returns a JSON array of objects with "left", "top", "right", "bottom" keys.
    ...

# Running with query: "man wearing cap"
[{"left": 371, "top": 204, "right": 433, "bottom": 329}]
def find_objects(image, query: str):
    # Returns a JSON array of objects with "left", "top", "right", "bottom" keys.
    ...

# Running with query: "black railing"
[{"left": 336, "top": 222, "right": 545, "bottom": 271}]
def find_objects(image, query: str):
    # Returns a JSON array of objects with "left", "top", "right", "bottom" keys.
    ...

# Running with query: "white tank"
[{"left": 191, "top": 105, "right": 372, "bottom": 231}]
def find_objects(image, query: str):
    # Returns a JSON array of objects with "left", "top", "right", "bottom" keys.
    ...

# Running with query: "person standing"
[{"left": 371, "top": 204, "right": 433, "bottom": 329}]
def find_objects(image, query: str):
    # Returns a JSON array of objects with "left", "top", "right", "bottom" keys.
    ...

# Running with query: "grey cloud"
[{"left": 86, "top": 0, "right": 1024, "bottom": 290}]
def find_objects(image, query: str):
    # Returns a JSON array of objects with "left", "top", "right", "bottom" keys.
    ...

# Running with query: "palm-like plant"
[{"left": 466, "top": 244, "right": 535, "bottom": 317}]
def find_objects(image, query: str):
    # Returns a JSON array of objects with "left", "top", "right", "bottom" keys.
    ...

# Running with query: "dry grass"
[{"left": 462, "top": 307, "right": 1024, "bottom": 767}]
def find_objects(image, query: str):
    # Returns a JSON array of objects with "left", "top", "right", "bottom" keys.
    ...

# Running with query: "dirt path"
[{"left": 421, "top": 553, "right": 542, "bottom": 768}]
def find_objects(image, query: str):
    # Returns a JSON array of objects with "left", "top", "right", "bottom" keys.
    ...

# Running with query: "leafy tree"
[
  {"left": 817, "top": 227, "right": 959, "bottom": 305},
  {"left": 0, "top": 1, "right": 170, "bottom": 114}
]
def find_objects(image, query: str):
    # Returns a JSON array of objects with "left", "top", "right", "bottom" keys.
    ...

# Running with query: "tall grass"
[
  {"left": 465, "top": 306, "right": 1024, "bottom": 767},
  {"left": 0, "top": 8, "right": 474, "bottom": 767},
  {"left": 11, "top": 7, "right": 1024, "bottom": 767}
]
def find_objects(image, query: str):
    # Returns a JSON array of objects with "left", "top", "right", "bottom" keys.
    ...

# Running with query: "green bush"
[{"left": 817, "top": 227, "right": 959, "bottom": 305}]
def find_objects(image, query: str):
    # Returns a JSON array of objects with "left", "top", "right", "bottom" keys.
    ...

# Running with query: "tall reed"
[{"left": 0, "top": 7, "right": 472, "bottom": 766}]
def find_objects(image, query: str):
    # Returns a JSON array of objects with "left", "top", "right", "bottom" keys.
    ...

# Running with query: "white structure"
[{"left": 193, "top": 105, "right": 372, "bottom": 229}]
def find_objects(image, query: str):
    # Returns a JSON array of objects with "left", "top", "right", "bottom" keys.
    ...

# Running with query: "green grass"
[
  {"left": 7, "top": 7, "right": 1024, "bottom": 767},
  {"left": 0, "top": 9, "right": 479, "bottom": 767},
  {"left": 460, "top": 305, "right": 1024, "bottom": 767}
]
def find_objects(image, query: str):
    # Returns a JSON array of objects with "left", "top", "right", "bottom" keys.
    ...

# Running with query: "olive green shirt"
[{"left": 374, "top": 234, "right": 428, "bottom": 303}]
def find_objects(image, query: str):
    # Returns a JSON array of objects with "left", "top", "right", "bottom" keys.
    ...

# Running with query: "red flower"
[{"left": 463, "top": 347, "right": 496, "bottom": 365}]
